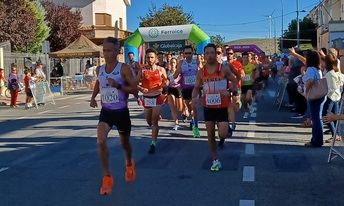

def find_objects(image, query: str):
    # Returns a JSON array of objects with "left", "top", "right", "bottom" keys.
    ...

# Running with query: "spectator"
[
  {"left": 324, "top": 53, "right": 343, "bottom": 142},
  {"left": 34, "top": 63, "right": 46, "bottom": 82},
  {"left": 8, "top": 65, "right": 19, "bottom": 108},
  {"left": 0, "top": 68, "right": 7, "bottom": 96},
  {"left": 24, "top": 69, "right": 34, "bottom": 109},
  {"left": 302, "top": 50, "right": 326, "bottom": 147}
]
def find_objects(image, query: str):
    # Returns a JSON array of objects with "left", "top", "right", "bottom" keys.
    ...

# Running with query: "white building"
[{"left": 50, "top": 0, "right": 132, "bottom": 44}]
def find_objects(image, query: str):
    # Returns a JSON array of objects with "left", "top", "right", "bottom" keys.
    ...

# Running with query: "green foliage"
[
  {"left": 27, "top": 0, "right": 50, "bottom": 53},
  {"left": 139, "top": 4, "right": 194, "bottom": 27},
  {"left": 281, "top": 17, "right": 318, "bottom": 49},
  {"left": 210, "top": 35, "right": 225, "bottom": 47}
]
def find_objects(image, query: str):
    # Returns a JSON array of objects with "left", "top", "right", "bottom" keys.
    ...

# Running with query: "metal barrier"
[
  {"left": 50, "top": 75, "right": 94, "bottom": 95},
  {"left": 274, "top": 76, "right": 288, "bottom": 111}
]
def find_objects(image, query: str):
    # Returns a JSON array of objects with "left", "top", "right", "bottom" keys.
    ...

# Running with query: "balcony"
[{"left": 80, "top": 25, "right": 132, "bottom": 45}]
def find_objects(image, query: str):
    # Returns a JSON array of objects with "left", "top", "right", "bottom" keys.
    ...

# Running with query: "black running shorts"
[
  {"left": 203, "top": 107, "right": 228, "bottom": 122},
  {"left": 99, "top": 108, "right": 131, "bottom": 133}
]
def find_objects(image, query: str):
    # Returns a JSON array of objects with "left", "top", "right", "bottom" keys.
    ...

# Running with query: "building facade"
[
  {"left": 50, "top": 0, "right": 132, "bottom": 44},
  {"left": 307, "top": 0, "right": 344, "bottom": 50}
]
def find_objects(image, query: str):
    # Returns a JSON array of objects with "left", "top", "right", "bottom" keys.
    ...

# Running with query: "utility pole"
[
  {"left": 280, "top": 0, "right": 284, "bottom": 51},
  {"left": 296, "top": 0, "right": 300, "bottom": 47}
]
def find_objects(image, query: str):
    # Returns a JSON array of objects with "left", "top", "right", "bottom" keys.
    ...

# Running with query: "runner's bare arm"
[
  {"left": 224, "top": 64, "right": 238, "bottom": 90},
  {"left": 192, "top": 70, "right": 202, "bottom": 101},
  {"left": 174, "top": 60, "right": 182, "bottom": 79},
  {"left": 160, "top": 67, "right": 169, "bottom": 87},
  {"left": 136, "top": 68, "right": 148, "bottom": 93},
  {"left": 91, "top": 66, "right": 100, "bottom": 100},
  {"left": 121, "top": 64, "right": 138, "bottom": 94}
]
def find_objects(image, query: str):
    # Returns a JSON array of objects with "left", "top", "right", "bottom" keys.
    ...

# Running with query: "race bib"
[
  {"left": 184, "top": 75, "right": 196, "bottom": 85},
  {"left": 205, "top": 94, "right": 221, "bottom": 106},
  {"left": 144, "top": 97, "right": 157, "bottom": 107},
  {"left": 101, "top": 88, "right": 119, "bottom": 104},
  {"left": 243, "top": 75, "right": 252, "bottom": 82}
]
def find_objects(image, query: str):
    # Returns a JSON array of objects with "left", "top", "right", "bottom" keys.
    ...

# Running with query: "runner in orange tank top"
[
  {"left": 137, "top": 48, "right": 169, "bottom": 154},
  {"left": 192, "top": 43, "right": 238, "bottom": 172}
]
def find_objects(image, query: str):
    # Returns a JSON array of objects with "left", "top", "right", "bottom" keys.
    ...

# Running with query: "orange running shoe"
[
  {"left": 125, "top": 159, "right": 136, "bottom": 183},
  {"left": 99, "top": 175, "right": 114, "bottom": 195}
]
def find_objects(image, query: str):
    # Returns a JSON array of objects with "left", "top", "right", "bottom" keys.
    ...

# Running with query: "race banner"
[
  {"left": 30, "top": 80, "right": 55, "bottom": 108},
  {"left": 148, "top": 40, "right": 186, "bottom": 53}
]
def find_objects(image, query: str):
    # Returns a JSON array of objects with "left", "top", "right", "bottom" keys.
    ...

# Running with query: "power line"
[{"left": 198, "top": 2, "right": 318, "bottom": 27}]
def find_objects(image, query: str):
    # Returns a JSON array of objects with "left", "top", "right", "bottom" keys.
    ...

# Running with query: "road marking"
[
  {"left": 243, "top": 166, "right": 255, "bottom": 182},
  {"left": 239, "top": 200, "right": 255, "bottom": 206},
  {"left": 248, "top": 120, "right": 256, "bottom": 125},
  {"left": 58, "top": 105, "right": 70, "bottom": 109},
  {"left": 38, "top": 110, "right": 52, "bottom": 114},
  {"left": 0, "top": 167, "right": 9, "bottom": 173},
  {"left": 17, "top": 116, "right": 26, "bottom": 119},
  {"left": 245, "top": 144, "right": 255, "bottom": 155},
  {"left": 247, "top": 131, "right": 255, "bottom": 138},
  {"left": 56, "top": 96, "right": 74, "bottom": 101}
]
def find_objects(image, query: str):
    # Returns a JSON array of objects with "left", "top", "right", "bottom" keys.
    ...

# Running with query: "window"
[
  {"left": 95, "top": 13, "right": 112, "bottom": 26},
  {"left": 119, "top": 18, "right": 123, "bottom": 30}
]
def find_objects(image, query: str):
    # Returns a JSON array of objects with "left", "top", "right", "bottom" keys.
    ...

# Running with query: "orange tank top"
[
  {"left": 201, "top": 63, "right": 230, "bottom": 108},
  {"left": 142, "top": 68, "right": 163, "bottom": 90}
]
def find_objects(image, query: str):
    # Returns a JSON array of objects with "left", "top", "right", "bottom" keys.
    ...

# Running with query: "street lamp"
[
  {"left": 280, "top": 0, "right": 284, "bottom": 51},
  {"left": 296, "top": 0, "right": 307, "bottom": 48}
]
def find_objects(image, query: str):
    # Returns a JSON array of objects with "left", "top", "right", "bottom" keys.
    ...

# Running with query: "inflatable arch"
[{"left": 124, "top": 24, "right": 210, "bottom": 62}]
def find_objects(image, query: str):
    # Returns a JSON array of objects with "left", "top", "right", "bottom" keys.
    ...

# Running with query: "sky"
[{"left": 127, "top": 0, "right": 320, "bottom": 42}]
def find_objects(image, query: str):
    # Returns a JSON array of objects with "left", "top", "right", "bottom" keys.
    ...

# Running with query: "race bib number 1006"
[{"left": 205, "top": 94, "right": 221, "bottom": 106}]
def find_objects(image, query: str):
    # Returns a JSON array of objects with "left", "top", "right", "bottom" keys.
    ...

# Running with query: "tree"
[
  {"left": 210, "top": 35, "right": 225, "bottom": 47},
  {"left": 0, "top": 0, "right": 37, "bottom": 52},
  {"left": 42, "top": 1, "right": 82, "bottom": 52},
  {"left": 139, "top": 4, "right": 194, "bottom": 27},
  {"left": 27, "top": 0, "right": 50, "bottom": 53},
  {"left": 281, "top": 17, "right": 318, "bottom": 49}
]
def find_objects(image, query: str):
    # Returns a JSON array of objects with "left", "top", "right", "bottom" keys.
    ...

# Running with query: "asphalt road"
[{"left": 1, "top": 82, "right": 344, "bottom": 206}]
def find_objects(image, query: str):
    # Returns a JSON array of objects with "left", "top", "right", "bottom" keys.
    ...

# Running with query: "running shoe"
[
  {"left": 125, "top": 160, "right": 136, "bottom": 183},
  {"left": 210, "top": 160, "right": 222, "bottom": 172},
  {"left": 243, "top": 112, "right": 249, "bottom": 119},
  {"left": 192, "top": 126, "right": 200, "bottom": 138},
  {"left": 148, "top": 144, "right": 155, "bottom": 154},
  {"left": 100, "top": 175, "right": 114, "bottom": 195},
  {"left": 173, "top": 124, "right": 180, "bottom": 131}
]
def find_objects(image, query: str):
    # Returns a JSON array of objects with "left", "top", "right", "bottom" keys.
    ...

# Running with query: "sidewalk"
[{"left": 0, "top": 92, "right": 26, "bottom": 107}]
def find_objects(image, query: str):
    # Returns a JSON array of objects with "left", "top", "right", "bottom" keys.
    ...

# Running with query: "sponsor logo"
[{"left": 149, "top": 28, "right": 159, "bottom": 38}]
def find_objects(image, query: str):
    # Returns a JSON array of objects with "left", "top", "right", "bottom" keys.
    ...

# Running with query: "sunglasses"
[{"left": 216, "top": 51, "right": 222, "bottom": 55}]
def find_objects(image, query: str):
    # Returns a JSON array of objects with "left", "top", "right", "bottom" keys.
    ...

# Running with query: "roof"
[
  {"left": 49, "top": 35, "right": 102, "bottom": 58},
  {"left": 49, "top": 0, "right": 95, "bottom": 8},
  {"left": 226, "top": 38, "right": 279, "bottom": 54},
  {"left": 49, "top": 0, "right": 131, "bottom": 8}
]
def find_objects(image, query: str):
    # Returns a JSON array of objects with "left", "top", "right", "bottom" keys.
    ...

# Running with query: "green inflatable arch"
[{"left": 124, "top": 24, "right": 210, "bottom": 62}]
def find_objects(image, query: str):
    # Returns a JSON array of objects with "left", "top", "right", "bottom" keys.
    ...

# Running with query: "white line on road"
[
  {"left": 38, "top": 110, "right": 53, "bottom": 114},
  {"left": 248, "top": 120, "right": 256, "bottom": 125},
  {"left": 16, "top": 116, "right": 27, "bottom": 120},
  {"left": 58, "top": 105, "right": 70, "bottom": 109},
  {"left": 246, "top": 131, "right": 255, "bottom": 138},
  {"left": 245, "top": 144, "right": 255, "bottom": 155},
  {"left": 0, "top": 167, "right": 9, "bottom": 173},
  {"left": 239, "top": 200, "right": 255, "bottom": 206},
  {"left": 243, "top": 166, "right": 255, "bottom": 182},
  {"left": 56, "top": 96, "right": 74, "bottom": 101}
]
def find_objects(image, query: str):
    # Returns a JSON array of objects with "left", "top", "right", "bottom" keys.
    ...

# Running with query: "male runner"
[
  {"left": 192, "top": 43, "right": 238, "bottom": 171},
  {"left": 175, "top": 45, "right": 200, "bottom": 137},
  {"left": 90, "top": 37, "right": 137, "bottom": 195},
  {"left": 137, "top": 48, "right": 169, "bottom": 154}
]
